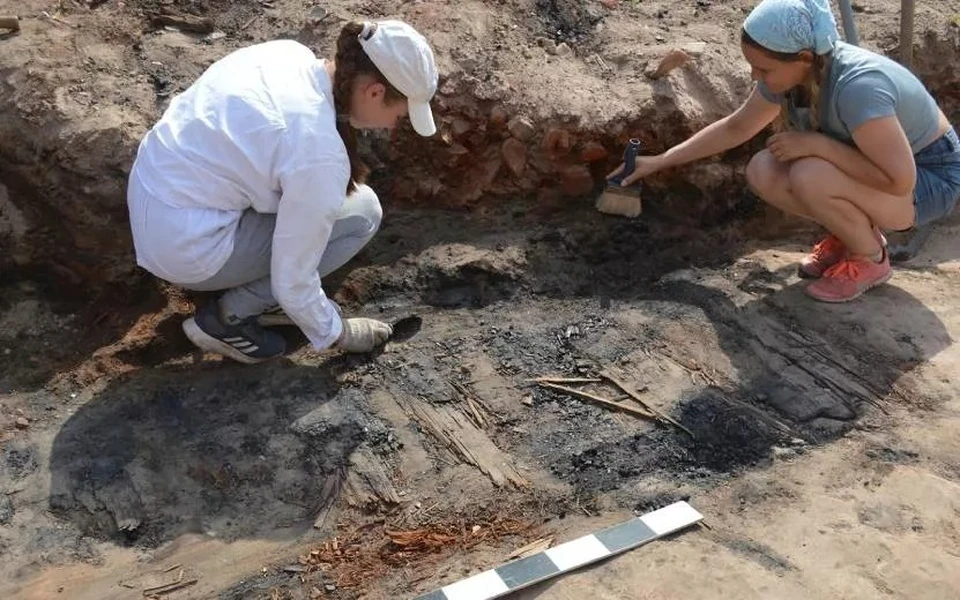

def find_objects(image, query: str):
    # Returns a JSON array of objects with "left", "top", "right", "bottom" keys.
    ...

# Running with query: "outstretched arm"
[
  {"left": 660, "top": 86, "right": 781, "bottom": 169},
  {"left": 615, "top": 86, "right": 781, "bottom": 186}
]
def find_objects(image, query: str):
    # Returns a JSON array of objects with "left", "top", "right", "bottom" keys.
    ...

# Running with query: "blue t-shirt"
[{"left": 758, "top": 42, "right": 941, "bottom": 154}]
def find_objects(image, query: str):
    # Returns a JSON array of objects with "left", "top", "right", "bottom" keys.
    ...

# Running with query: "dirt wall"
[{"left": 1, "top": 0, "right": 959, "bottom": 294}]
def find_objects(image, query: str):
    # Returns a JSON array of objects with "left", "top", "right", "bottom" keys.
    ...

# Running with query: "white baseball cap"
[{"left": 358, "top": 20, "right": 439, "bottom": 137}]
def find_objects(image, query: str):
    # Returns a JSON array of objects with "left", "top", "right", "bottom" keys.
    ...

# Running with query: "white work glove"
[{"left": 336, "top": 318, "right": 393, "bottom": 353}]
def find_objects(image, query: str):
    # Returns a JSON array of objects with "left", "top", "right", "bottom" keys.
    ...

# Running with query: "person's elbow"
[
  {"left": 724, "top": 115, "right": 765, "bottom": 148},
  {"left": 885, "top": 165, "right": 917, "bottom": 198}
]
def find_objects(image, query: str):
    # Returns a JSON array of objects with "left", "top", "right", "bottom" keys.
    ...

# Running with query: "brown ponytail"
[{"left": 333, "top": 21, "right": 405, "bottom": 194}]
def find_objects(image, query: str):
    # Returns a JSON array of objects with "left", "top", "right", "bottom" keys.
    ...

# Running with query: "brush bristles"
[{"left": 595, "top": 187, "right": 642, "bottom": 218}]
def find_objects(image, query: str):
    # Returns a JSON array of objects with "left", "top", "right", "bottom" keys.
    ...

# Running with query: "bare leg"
[
  {"left": 779, "top": 158, "right": 902, "bottom": 302},
  {"left": 745, "top": 149, "right": 814, "bottom": 219},
  {"left": 746, "top": 151, "right": 915, "bottom": 251},
  {"left": 745, "top": 149, "right": 900, "bottom": 287},
  {"left": 788, "top": 157, "right": 914, "bottom": 257}
]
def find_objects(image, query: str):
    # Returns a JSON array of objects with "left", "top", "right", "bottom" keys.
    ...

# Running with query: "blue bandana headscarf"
[{"left": 743, "top": 0, "right": 839, "bottom": 55}]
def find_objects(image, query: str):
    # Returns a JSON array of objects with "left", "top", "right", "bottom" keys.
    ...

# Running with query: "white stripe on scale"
[
  {"left": 440, "top": 569, "right": 509, "bottom": 600},
  {"left": 640, "top": 501, "right": 705, "bottom": 536},
  {"left": 543, "top": 534, "right": 610, "bottom": 571}
]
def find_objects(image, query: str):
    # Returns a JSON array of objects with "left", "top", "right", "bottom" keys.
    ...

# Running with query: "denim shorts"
[{"left": 914, "top": 126, "right": 960, "bottom": 227}]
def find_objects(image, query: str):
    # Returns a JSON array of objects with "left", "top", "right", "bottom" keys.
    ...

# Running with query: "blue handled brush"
[{"left": 595, "top": 138, "right": 643, "bottom": 218}]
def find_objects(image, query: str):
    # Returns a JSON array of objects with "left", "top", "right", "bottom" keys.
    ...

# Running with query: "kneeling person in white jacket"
[{"left": 126, "top": 20, "right": 438, "bottom": 363}]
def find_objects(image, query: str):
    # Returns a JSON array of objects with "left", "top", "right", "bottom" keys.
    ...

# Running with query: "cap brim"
[{"left": 408, "top": 100, "right": 436, "bottom": 137}]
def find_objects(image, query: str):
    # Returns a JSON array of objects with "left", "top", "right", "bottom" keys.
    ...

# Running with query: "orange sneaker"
[
  {"left": 804, "top": 248, "right": 892, "bottom": 303},
  {"left": 798, "top": 235, "right": 846, "bottom": 279}
]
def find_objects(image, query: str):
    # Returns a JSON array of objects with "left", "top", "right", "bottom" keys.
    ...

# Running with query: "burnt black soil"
[
  {"left": 344, "top": 213, "right": 947, "bottom": 502},
  {"left": 2, "top": 196, "right": 947, "bottom": 568},
  {"left": 348, "top": 201, "right": 746, "bottom": 307},
  {"left": 544, "top": 388, "right": 786, "bottom": 495},
  {"left": 534, "top": 0, "right": 605, "bottom": 45},
  {"left": 46, "top": 362, "right": 396, "bottom": 545}
]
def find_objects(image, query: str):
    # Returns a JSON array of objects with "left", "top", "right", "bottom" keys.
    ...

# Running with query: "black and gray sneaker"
[
  {"left": 182, "top": 301, "right": 286, "bottom": 364},
  {"left": 886, "top": 224, "right": 934, "bottom": 263}
]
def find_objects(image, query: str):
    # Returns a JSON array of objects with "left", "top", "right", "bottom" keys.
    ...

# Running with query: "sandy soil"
[{"left": 1, "top": 1, "right": 960, "bottom": 599}]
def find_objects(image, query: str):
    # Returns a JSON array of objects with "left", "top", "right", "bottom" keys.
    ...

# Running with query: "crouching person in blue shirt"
[{"left": 610, "top": 0, "right": 960, "bottom": 303}]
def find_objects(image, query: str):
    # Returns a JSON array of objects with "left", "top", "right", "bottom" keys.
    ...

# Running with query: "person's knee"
[
  {"left": 787, "top": 157, "right": 832, "bottom": 203},
  {"left": 350, "top": 184, "right": 383, "bottom": 232},
  {"left": 745, "top": 150, "right": 778, "bottom": 197}
]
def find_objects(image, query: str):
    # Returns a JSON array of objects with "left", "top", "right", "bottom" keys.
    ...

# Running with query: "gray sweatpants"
[{"left": 184, "top": 184, "right": 382, "bottom": 319}]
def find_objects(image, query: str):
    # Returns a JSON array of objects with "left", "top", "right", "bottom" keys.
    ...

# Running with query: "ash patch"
[
  {"left": 22, "top": 524, "right": 102, "bottom": 566},
  {"left": 4, "top": 442, "right": 38, "bottom": 480},
  {"left": 419, "top": 262, "right": 521, "bottom": 308},
  {"left": 552, "top": 441, "right": 655, "bottom": 493},
  {"left": 548, "top": 388, "right": 783, "bottom": 494},
  {"left": 478, "top": 315, "right": 612, "bottom": 379},
  {"left": 719, "top": 537, "right": 797, "bottom": 574},
  {"left": 673, "top": 389, "right": 783, "bottom": 472},
  {"left": 219, "top": 570, "right": 320, "bottom": 600},
  {"left": 736, "top": 264, "right": 788, "bottom": 295},
  {"left": 46, "top": 364, "right": 386, "bottom": 547},
  {"left": 525, "top": 222, "right": 736, "bottom": 300},
  {"left": 633, "top": 492, "right": 690, "bottom": 515},
  {"left": 535, "top": 0, "right": 603, "bottom": 45},
  {"left": 865, "top": 446, "right": 920, "bottom": 464},
  {"left": 364, "top": 242, "right": 527, "bottom": 309},
  {"left": 0, "top": 494, "right": 14, "bottom": 525},
  {"left": 367, "top": 428, "right": 404, "bottom": 457}
]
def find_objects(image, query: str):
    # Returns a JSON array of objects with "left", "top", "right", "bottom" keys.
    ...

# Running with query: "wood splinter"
[
  {"left": 536, "top": 382, "right": 657, "bottom": 421},
  {"left": 142, "top": 577, "right": 198, "bottom": 597},
  {"left": 0, "top": 16, "right": 20, "bottom": 32},
  {"left": 529, "top": 377, "right": 603, "bottom": 384},
  {"left": 533, "top": 373, "right": 695, "bottom": 438},
  {"left": 150, "top": 13, "right": 215, "bottom": 34},
  {"left": 600, "top": 372, "right": 695, "bottom": 438},
  {"left": 41, "top": 11, "right": 76, "bottom": 28}
]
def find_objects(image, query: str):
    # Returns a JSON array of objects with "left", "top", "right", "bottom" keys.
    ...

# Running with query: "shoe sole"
[
  {"left": 182, "top": 318, "right": 272, "bottom": 364},
  {"left": 804, "top": 270, "right": 893, "bottom": 303}
]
